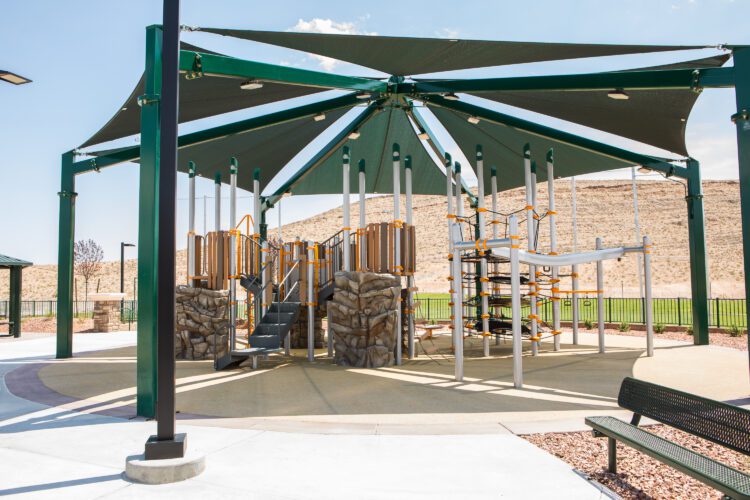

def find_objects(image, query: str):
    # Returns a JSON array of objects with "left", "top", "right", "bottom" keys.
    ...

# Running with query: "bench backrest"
[{"left": 618, "top": 377, "right": 750, "bottom": 455}]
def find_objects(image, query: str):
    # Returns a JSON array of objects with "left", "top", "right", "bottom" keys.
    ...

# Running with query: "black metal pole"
[{"left": 144, "top": 0, "right": 184, "bottom": 460}]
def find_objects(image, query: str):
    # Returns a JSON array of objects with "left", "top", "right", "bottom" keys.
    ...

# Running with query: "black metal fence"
[
  {"left": 414, "top": 296, "right": 747, "bottom": 329},
  {"left": 1, "top": 297, "right": 746, "bottom": 329}
]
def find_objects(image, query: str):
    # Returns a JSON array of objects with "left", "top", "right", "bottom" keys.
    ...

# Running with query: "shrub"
[
  {"left": 618, "top": 322, "right": 630, "bottom": 332},
  {"left": 685, "top": 325, "right": 693, "bottom": 336},
  {"left": 654, "top": 323, "right": 666, "bottom": 334},
  {"left": 727, "top": 325, "right": 745, "bottom": 338},
  {"left": 584, "top": 319, "right": 594, "bottom": 329}
]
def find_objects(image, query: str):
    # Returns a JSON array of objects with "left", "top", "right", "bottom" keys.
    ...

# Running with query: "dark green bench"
[{"left": 586, "top": 377, "right": 750, "bottom": 500}]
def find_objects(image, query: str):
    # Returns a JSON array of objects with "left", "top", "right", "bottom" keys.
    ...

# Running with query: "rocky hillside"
[{"left": 1, "top": 180, "right": 743, "bottom": 300}]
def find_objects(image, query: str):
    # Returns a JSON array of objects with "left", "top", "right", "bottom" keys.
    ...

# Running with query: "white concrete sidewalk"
[{"left": 0, "top": 332, "right": 607, "bottom": 499}]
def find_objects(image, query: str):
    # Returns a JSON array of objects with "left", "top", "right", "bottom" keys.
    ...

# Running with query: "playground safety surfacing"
[{"left": 10, "top": 330, "right": 749, "bottom": 435}]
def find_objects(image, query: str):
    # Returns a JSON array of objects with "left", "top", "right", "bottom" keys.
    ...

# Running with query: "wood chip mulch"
[{"left": 524, "top": 425, "right": 750, "bottom": 499}]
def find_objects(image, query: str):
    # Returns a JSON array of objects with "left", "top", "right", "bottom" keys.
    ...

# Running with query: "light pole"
[{"left": 121, "top": 243, "right": 135, "bottom": 316}]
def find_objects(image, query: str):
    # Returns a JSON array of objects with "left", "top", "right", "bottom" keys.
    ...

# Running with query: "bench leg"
[
  {"left": 607, "top": 437, "right": 617, "bottom": 474},
  {"left": 252, "top": 355, "right": 259, "bottom": 370}
]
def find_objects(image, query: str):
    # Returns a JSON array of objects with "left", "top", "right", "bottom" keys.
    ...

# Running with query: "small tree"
[{"left": 74, "top": 239, "right": 104, "bottom": 307}]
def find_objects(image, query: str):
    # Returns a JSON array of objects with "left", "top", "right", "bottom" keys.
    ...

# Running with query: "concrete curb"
[{"left": 125, "top": 453, "right": 206, "bottom": 484}]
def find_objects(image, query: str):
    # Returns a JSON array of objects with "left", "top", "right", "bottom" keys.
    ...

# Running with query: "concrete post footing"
[{"left": 125, "top": 453, "right": 205, "bottom": 484}]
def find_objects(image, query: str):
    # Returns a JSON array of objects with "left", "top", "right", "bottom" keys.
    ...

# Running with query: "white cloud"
[
  {"left": 289, "top": 18, "right": 377, "bottom": 71},
  {"left": 435, "top": 27, "right": 460, "bottom": 39}
]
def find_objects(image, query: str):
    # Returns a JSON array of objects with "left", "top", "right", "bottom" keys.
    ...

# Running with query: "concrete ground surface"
[{"left": 1, "top": 330, "right": 747, "bottom": 498}]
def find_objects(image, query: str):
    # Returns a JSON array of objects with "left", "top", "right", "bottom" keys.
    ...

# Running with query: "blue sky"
[{"left": 0, "top": 0, "right": 746, "bottom": 264}]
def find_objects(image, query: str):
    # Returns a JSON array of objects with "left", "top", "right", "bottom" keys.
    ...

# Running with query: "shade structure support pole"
[
  {"left": 445, "top": 153, "right": 455, "bottom": 344},
  {"left": 392, "top": 143, "right": 402, "bottom": 365},
  {"left": 452, "top": 223, "right": 464, "bottom": 381},
  {"left": 732, "top": 48, "right": 750, "bottom": 362},
  {"left": 214, "top": 173, "right": 221, "bottom": 231},
  {"left": 491, "top": 166, "right": 500, "bottom": 345},
  {"left": 523, "top": 146, "right": 539, "bottom": 355},
  {"left": 229, "top": 158, "right": 238, "bottom": 352},
  {"left": 307, "top": 245, "right": 315, "bottom": 363},
  {"left": 187, "top": 162, "right": 196, "bottom": 285},
  {"left": 342, "top": 146, "right": 351, "bottom": 272},
  {"left": 547, "top": 150, "right": 561, "bottom": 352},
  {"left": 643, "top": 236, "right": 654, "bottom": 357},
  {"left": 509, "top": 215, "right": 522, "bottom": 388},
  {"left": 475, "top": 146, "right": 491, "bottom": 357},
  {"left": 253, "top": 169, "right": 261, "bottom": 239},
  {"left": 56, "top": 153, "right": 76, "bottom": 357},
  {"left": 596, "top": 237, "right": 605, "bottom": 354},
  {"left": 145, "top": 0, "right": 183, "bottom": 459},
  {"left": 358, "top": 159, "right": 366, "bottom": 270},
  {"left": 405, "top": 155, "right": 415, "bottom": 359},
  {"left": 685, "top": 159, "right": 710, "bottom": 345},
  {"left": 8, "top": 267, "right": 21, "bottom": 337},
  {"left": 454, "top": 161, "right": 464, "bottom": 350},
  {"left": 631, "top": 167, "right": 644, "bottom": 299},
  {"left": 570, "top": 176, "right": 579, "bottom": 345},
  {"left": 135, "top": 25, "right": 162, "bottom": 418}
]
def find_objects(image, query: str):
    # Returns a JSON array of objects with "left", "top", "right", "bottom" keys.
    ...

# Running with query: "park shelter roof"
[
  {"left": 0, "top": 254, "right": 32, "bottom": 269},
  {"left": 427, "top": 104, "right": 635, "bottom": 191},
  {"left": 465, "top": 54, "right": 731, "bottom": 155},
  {"left": 81, "top": 43, "right": 326, "bottom": 148},
  {"left": 280, "top": 103, "right": 446, "bottom": 196},
  {"left": 200, "top": 28, "right": 707, "bottom": 76}
]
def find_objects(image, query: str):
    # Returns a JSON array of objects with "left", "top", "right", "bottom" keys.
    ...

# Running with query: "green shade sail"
[
  {"left": 0, "top": 254, "right": 32, "bottom": 268},
  {"left": 81, "top": 43, "right": 326, "bottom": 148},
  {"left": 200, "top": 28, "right": 706, "bottom": 76},
  {"left": 426, "top": 105, "right": 634, "bottom": 191},
  {"left": 465, "top": 55, "right": 730, "bottom": 156},
  {"left": 280, "top": 103, "right": 446, "bottom": 196}
]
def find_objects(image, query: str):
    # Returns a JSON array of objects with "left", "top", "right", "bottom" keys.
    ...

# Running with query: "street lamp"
[
  {"left": 0, "top": 70, "right": 32, "bottom": 85},
  {"left": 121, "top": 243, "right": 135, "bottom": 315}
]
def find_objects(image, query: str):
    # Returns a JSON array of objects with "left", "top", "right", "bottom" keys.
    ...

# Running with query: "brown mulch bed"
[
  {"left": 0, "top": 317, "right": 109, "bottom": 334},
  {"left": 525, "top": 425, "right": 750, "bottom": 499}
]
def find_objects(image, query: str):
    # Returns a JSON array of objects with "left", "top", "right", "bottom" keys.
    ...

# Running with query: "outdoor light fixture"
[
  {"left": 240, "top": 79, "right": 264, "bottom": 90},
  {"left": 637, "top": 166, "right": 652, "bottom": 174},
  {"left": 313, "top": 112, "right": 326, "bottom": 122},
  {"left": 443, "top": 93, "right": 459, "bottom": 101},
  {"left": 607, "top": 89, "right": 629, "bottom": 100},
  {"left": 356, "top": 92, "right": 372, "bottom": 99},
  {"left": 417, "top": 131, "right": 429, "bottom": 140},
  {"left": 0, "top": 70, "right": 31, "bottom": 85},
  {"left": 467, "top": 116, "right": 480, "bottom": 125},
  {"left": 348, "top": 130, "right": 361, "bottom": 140}
]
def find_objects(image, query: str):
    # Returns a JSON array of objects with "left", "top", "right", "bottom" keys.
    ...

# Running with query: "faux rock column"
[
  {"left": 89, "top": 293, "right": 126, "bottom": 332},
  {"left": 175, "top": 285, "right": 229, "bottom": 360},
  {"left": 329, "top": 271, "right": 401, "bottom": 367}
]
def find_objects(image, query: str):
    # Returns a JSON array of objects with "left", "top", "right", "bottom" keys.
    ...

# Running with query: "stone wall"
[
  {"left": 328, "top": 271, "right": 400, "bottom": 367},
  {"left": 92, "top": 300, "right": 122, "bottom": 332},
  {"left": 175, "top": 285, "right": 229, "bottom": 360}
]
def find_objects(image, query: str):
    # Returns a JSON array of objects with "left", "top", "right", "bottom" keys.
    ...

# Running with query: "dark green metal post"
[
  {"left": 260, "top": 196, "right": 268, "bottom": 241},
  {"left": 136, "top": 25, "right": 162, "bottom": 418},
  {"left": 685, "top": 159, "right": 710, "bottom": 345},
  {"left": 731, "top": 48, "right": 750, "bottom": 359},
  {"left": 56, "top": 151, "right": 76, "bottom": 357},
  {"left": 9, "top": 267, "right": 21, "bottom": 337}
]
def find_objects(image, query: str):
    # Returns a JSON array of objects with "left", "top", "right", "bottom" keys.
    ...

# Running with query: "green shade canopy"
[
  {"left": 81, "top": 43, "right": 326, "bottom": 148},
  {"left": 201, "top": 28, "right": 706, "bottom": 76},
  {"left": 0, "top": 254, "right": 32, "bottom": 268},
  {"left": 426, "top": 105, "right": 634, "bottom": 191},
  {"left": 278, "top": 103, "right": 446, "bottom": 196},
  {"left": 466, "top": 55, "right": 730, "bottom": 156}
]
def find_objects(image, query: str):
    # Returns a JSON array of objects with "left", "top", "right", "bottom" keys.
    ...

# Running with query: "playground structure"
[{"left": 52, "top": 25, "right": 750, "bottom": 418}]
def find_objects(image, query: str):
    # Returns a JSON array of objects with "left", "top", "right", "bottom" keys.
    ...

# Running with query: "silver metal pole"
[
  {"left": 229, "top": 158, "right": 238, "bottom": 351},
  {"left": 307, "top": 245, "right": 315, "bottom": 362},
  {"left": 445, "top": 153, "right": 455, "bottom": 342},
  {"left": 452, "top": 222, "right": 464, "bottom": 381},
  {"left": 358, "top": 159, "right": 367, "bottom": 270},
  {"left": 547, "top": 150, "right": 561, "bottom": 351},
  {"left": 188, "top": 162, "right": 196, "bottom": 286},
  {"left": 455, "top": 161, "right": 464, "bottom": 349},
  {"left": 392, "top": 144, "right": 402, "bottom": 366},
  {"left": 571, "top": 177, "right": 579, "bottom": 345},
  {"left": 476, "top": 146, "right": 491, "bottom": 357},
  {"left": 277, "top": 197, "right": 282, "bottom": 242},
  {"left": 509, "top": 215, "right": 522, "bottom": 388},
  {"left": 253, "top": 169, "right": 261, "bottom": 238},
  {"left": 214, "top": 173, "right": 221, "bottom": 232},
  {"left": 631, "top": 167, "right": 644, "bottom": 299},
  {"left": 644, "top": 236, "right": 654, "bottom": 357},
  {"left": 491, "top": 166, "right": 500, "bottom": 345},
  {"left": 342, "top": 146, "right": 351, "bottom": 272},
  {"left": 405, "top": 155, "right": 415, "bottom": 359},
  {"left": 203, "top": 194, "right": 207, "bottom": 237},
  {"left": 596, "top": 237, "right": 605, "bottom": 353},
  {"left": 523, "top": 146, "right": 539, "bottom": 355}
]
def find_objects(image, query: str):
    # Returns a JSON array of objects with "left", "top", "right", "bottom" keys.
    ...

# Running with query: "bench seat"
[{"left": 587, "top": 415, "right": 750, "bottom": 500}]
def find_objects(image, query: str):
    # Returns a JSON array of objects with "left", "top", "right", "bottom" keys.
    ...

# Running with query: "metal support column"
[
  {"left": 571, "top": 177, "right": 580, "bottom": 345},
  {"left": 685, "top": 159, "right": 710, "bottom": 345},
  {"left": 445, "top": 152, "right": 455, "bottom": 343},
  {"left": 9, "top": 267, "right": 22, "bottom": 338},
  {"left": 358, "top": 159, "right": 367, "bottom": 269},
  {"left": 56, "top": 152, "right": 76, "bottom": 357},
  {"left": 307, "top": 245, "right": 315, "bottom": 363},
  {"left": 229, "top": 158, "right": 238, "bottom": 351},
  {"left": 342, "top": 146, "right": 351, "bottom": 272},
  {"left": 405, "top": 155, "right": 415, "bottom": 359},
  {"left": 392, "top": 143, "right": 402, "bottom": 365},
  {"left": 135, "top": 25, "right": 162, "bottom": 418},
  {"left": 476, "top": 146, "right": 491, "bottom": 357},
  {"left": 644, "top": 236, "right": 654, "bottom": 357},
  {"left": 523, "top": 145, "right": 539, "bottom": 355},
  {"left": 452, "top": 222, "right": 464, "bottom": 381},
  {"left": 596, "top": 237, "right": 605, "bottom": 354},
  {"left": 187, "top": 161, "right": 196, "bottom": 285},
  {"left": 509, "top": 215, "right": 522, "bottom": 388},
  {"left": 491, "top": 166, "right": 500, "bottom": 345},
  {"left": 547, "top": 149, "right": 561, "bottom": 351}
]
